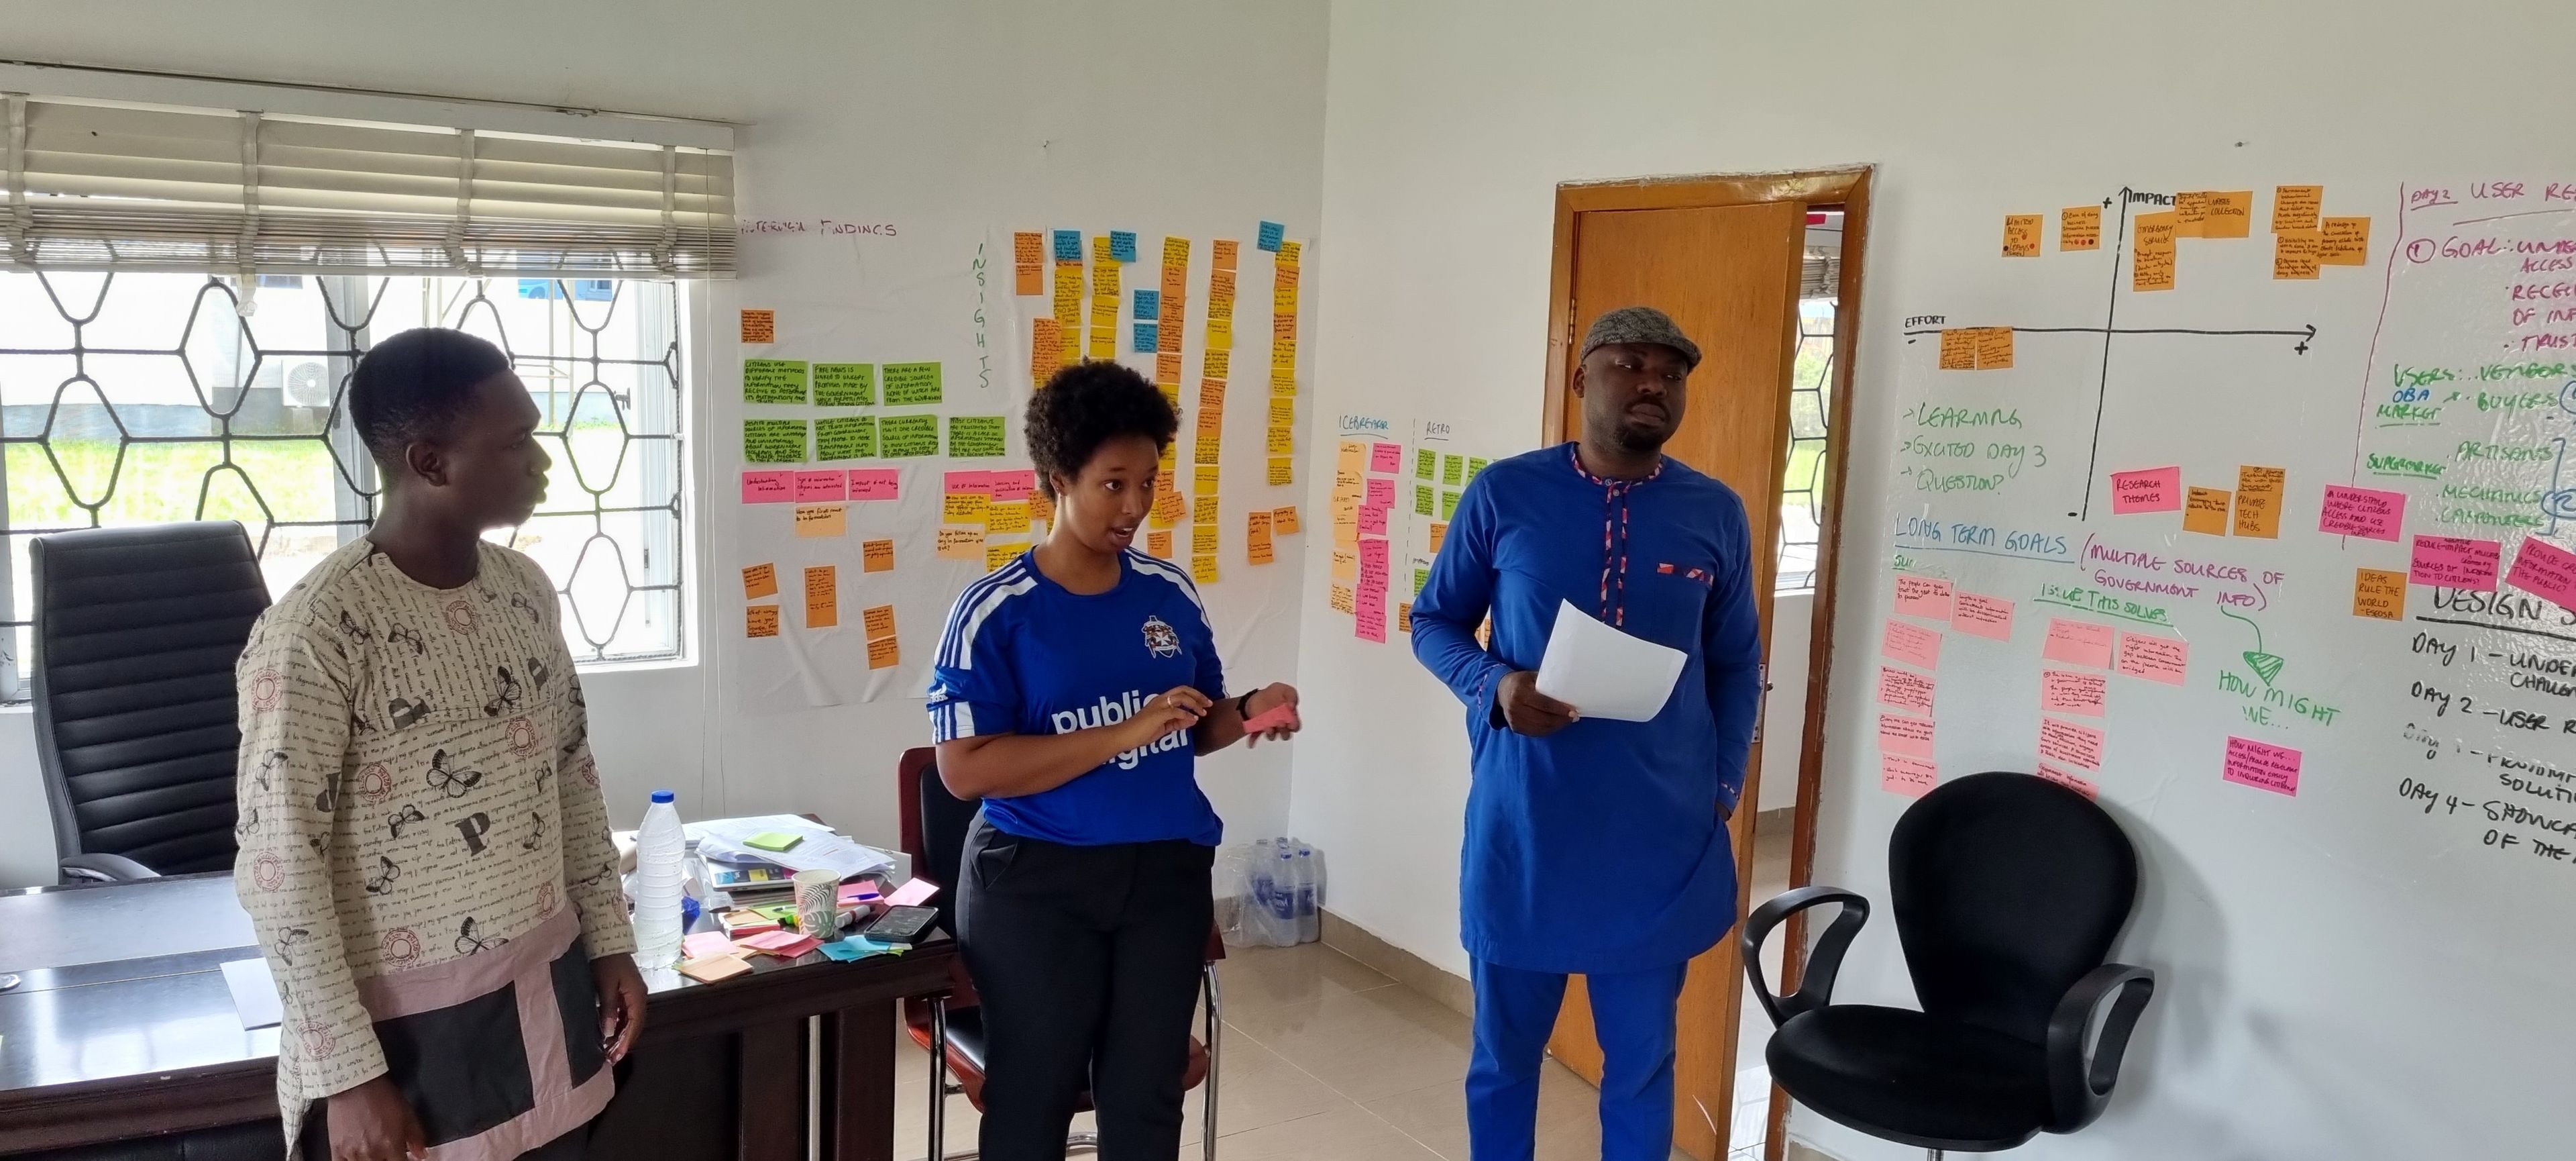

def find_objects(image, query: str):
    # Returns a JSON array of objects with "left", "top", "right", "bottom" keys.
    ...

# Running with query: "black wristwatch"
[{"left": 1235, "top": 692, "right": 1256, "bottom": 720}]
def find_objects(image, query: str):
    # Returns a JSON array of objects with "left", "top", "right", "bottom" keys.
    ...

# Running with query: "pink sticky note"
[
  {"left": 2504, "top": 537, "right": 2576, "bottom": 609},
  {"left": 1881, "top": 754, "right": 1938, "bottom": 799},
  {"left": 945, "top": 469, "right": 994, "bottom": 496},
  {"left": 1878, "top": 665, "right": 1936, "bottom": 714},
  {"left": 2318, "top": 484, "right": 2406, "bottom": 541},
  {"left": 2115, "top": 632, "right": 2189, "bottom": 685},
  {"left": 1358, "top": 503, "right": 1389, "bottom": 536},
  {"left": 1369, "top": 442, "right": 1403, "bottom": 474},
  {"left": 1882, "top": 619, "right": 1942, "bottom": 669},
  {"left": 794, "top": 470, "right": 847, "bottom": 502},
  {"left": 1952, "top": 592, "right": 2016, "bottom": 641},
  {"left": 1360, "top": 538, "right": 1389, "bottom": 570},
  {"left": 1365, "top": 477, "right": 1396, "bottom": 507},
  {"left": 2410, "top": 535, "right": 2501, "bottom": 591},
  {"left": 2043, "top": 618, "right": 2115, "bottom": 668},
  {"left": 990, "top": 469, "right": 1037, "bottom": 503},
  {"left": 836, "top": 883, "right": 881, "bottom": 906},
  {"left": 1242, "top": 703, "right": 1301, "bottom": 734},
  {"left": 682, "top": 931, "right": 735, "bottom": 960},
  {"left": 2036, "top": 763, "right": 2099, "bottom": 800},
  {"left": 2041, "top": 669, "right": 2108, "bottom": 716},
  {"left": 751, "top": 934, "right": 821, "bottom": 959},
  {"left": 2222, "top": 735, "right": 2302, "bottom": 796},
  {"left": 1893, "top": 575, "right": 1954, "bottom": 620},
  {"left": 1878, "top": 712, "right": 1935, "bottom": 758},
  {"left": 2110, "top": 466, "right": 2183, "bottom": 514},
  {"left": 847, "top": 468, "right": 902, "bottom": 501},
  {"left": 885, "top": 878, "right": 939, "bottom": 907},
  {"left": 739, "top": 929, "right": 810, "bottom": 952},
  {"left": 741, "top": 470, "right": 795, "bottom": 504},
  {"left": 2038, "top": 717, "right": 2106, "bottom": 771},
  {"left": 1355, "top": 590, "right": 1388, "bottom": 642}
]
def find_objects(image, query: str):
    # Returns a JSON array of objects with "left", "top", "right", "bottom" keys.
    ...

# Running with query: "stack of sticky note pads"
[{"left": 677, "top": 927, "right": 908, "bottom": 982}]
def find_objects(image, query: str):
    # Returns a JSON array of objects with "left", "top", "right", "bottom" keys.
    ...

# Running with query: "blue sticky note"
[
  {"left": 1052, "top": 230, "right": 1081, "bottom": 262},
  {"left": 1134, "top": 323, "right": 1160, "bottom": 354},
  {"left": 818, "top": 938, "right": 896, "bottom": 962},
  {"left": 1257, "top": 221, "right": 1285, "bottom": 252},
  {"left": 1110, "top": 231, "right": 1138, "bottom": 263},
  {"left": 1134, "top": 290, "right": 1161, "bottom": 320}
]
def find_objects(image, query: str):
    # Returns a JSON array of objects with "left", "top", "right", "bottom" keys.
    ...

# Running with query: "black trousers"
[{"left": 957, "top": 811, "right": 1214, "bottom": 1161}]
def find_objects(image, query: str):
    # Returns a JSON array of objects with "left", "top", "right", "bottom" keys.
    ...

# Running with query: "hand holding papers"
[{"left": 1534, "top": 599, "right": 1688, "bottom": 723}]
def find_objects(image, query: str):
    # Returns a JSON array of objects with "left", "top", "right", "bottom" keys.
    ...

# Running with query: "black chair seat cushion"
[{"left": 1768, "top": 1004, "right": 2050, "bottom": 1151}]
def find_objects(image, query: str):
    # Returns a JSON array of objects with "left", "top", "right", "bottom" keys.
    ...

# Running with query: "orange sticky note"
[
  {"left": 1155, "top": 352, "right": 1182, "bottom": 385},
  {"left": 1147, "top": 529, "right": 1173, "bottom": 558},
  {"left": 2203, "top": 191, "right": 2253, "bottom": 239},
  {"left": 1937, "top": 329, "right": 1976, "bottom": 370},
  {"left": 743, "top": 562, "right": 778, "bottom": 600},
  {"left": 803, "top": 566, "right": 838, "bottom": 629},
  {"left": 2183, "top": 487, "right": 2231, "bottom": 536},
  {"left": 1029, "top": 491, "right": 1055, "bottom": 527},
  {"left": 2061, "top": 205, "right": 2102, "bottom": 250},
  {"left": 740, "top": 309, "right": 775, "bottom": 344},
  {"left": 1248, "top": 523, "right": 1275, "bottom": 564},
  {"left": 2132, "top": 211, "right": 2177, "bottom": 292},
  {"left": 2271, "top": 185, "right": 2322, "bottom": 233},
  {"left": 2002, "top": 213, "right": 2043, "bottom": 256},
  {"left": 862, "top": 538, "right": 895, "bottom": 572},
  {"left": 1429, "top": 521, "right": 1447, "bottom": 554},
  {"left": 745, "top": 605, "right": 780, "bottom": 638},
  {"left": 2320, "top": 217, "right": 2371, "bottom": 266},
  {"left": 2234, "top": 466, "right": 2286, "bottom": 538},
  {"left": 1397, "top": 603, "right": 1413, "bottom": 634},
  {"left": 867, "top": 634, "right": 900, "bottom": 670},
  {"left": 936, "top": 526, "right": 984, "bottom": 560},
  {"left": 1192, "top": 555, "right": 1219, "bottom": 585},
  {"left": 1030, "top": 318, "right": 1063, "bottom": 383},
  {"left": 2172, "top": 191, "right": 2208, "bottom": 238},
  {"left": 1273, "top": 506, "right": 1301, "bottom": 535},
  {"left": 1150, "top": 489, "right": 1185, "bottom": 528},
  {"left": 1975, "top": 327, "right": 2014, "bottom": 370},
  {"left": 1332, "top": 546, "right": 1358, "bottom": 581},
  {"left": 2354, "top": 568, "right": 2407, "bottom": 621},
  {"left": 862, "top": 603, "right": 897, "bottom": 640},
  {"left": 793, "top": 504, "right": 847, "bottom": 538},
  {"left": 1212, "top": 240, "right": 1239, "bottom": 271},
  {"left": 1329, "top": 584, "right": 1355, "bottom": 615},
  {"left": 1012, "top": 232, "right": 1042, "bottom": 295},
  {"left": 2273, "top": 230, "right": 2321, "bottom": 280}
]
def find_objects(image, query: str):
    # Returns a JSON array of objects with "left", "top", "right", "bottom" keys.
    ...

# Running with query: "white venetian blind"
[{"left": 3, "top": 93, "right": 734, "bottom": 275}]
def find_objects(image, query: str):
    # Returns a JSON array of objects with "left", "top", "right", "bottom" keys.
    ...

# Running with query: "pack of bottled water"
[{"left": 1216, "top": 837, "right": 1325, "bottom": 948}]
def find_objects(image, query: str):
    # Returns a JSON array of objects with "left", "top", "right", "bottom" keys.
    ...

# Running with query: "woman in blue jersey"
[{"left": 928, "top": 361, "right": 1300, "bottom": 1161}]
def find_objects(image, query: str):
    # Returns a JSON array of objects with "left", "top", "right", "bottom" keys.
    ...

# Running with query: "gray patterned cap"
[{"left": 1580, "top": 306, "right": 1701, "bottom": 371}]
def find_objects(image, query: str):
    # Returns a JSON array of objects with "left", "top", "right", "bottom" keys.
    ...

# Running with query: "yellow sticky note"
[
  {"left": 1268, "top": 425, "right": 1293, "bottom": 454},
  {"left": 1029, "top": 491, "right": 1055, "bottom": 527},
  {"left": 1938, "top": 329, "right": 1976, "bottom": 370},
  {"left": 936, "top": 526, "right": 985, "bottom": 560},
  {"left": 740, "top": 309, "right": 776, "bottom": 344},
  {"left": 2061, "top": 205, "right": 2102, "bottom": 251},
  {"left": 1053, "top": 262, "right": 1082, "bottom": 328},
  {"left": 985, "top": 542, "right": 1022, "bottom": 572},
  {"left": 1975, "top": 327, "right": 2013, "bottom": 370},
  {"left": 1193, "top": 524, "right": 1218, "bottom": 556},
  {"left": 2002, "top": 213, "right": 2043, "bottom": 256},
  {"left": 2132, "top": 211, "right": 2177, "bottom": 292},
  {"left": 743, "top": 562, "right": 779, "bottom": 601},
  {"left": 2320, "top": 217, "right": 2371, "bottom": 266},
  {"left": 863, "top": 538, "right": 895, "bottom": 572},
  {"left": 1428, "top": 521, "right": 1448, "bottom": 555},
  {"left": 1193, "top": 493, "right": 1220, "bottom": 525},
  {"left": 2183, "top": 488, "right": 2231, "bottom": 536},
  {"left": 861, "top": 604, "right": 897, "bottom": 640},
  {"left": 2203, "top": 191, "right": 2253, "bottom": 238},
  {"left": 1093, "top": 234, "right": 1114, "bottom": 263},
  {"left": 1207, "top": 317, "right": 1233, "bottom": 350},
  {"left": 2273, "top": 230, "right": 2321, "bottom": 280},
  {"left": 1271, "top": 368, "right": 1297, "bottom": 395},
  {"left": 1193, "top": 465, "right": 1220, "bottom": 495},
  {"left": 1269, "top": 456, "right": 1293, "bottom": 485},
  {"left": 2354, "top": 568, "right": 2407, "bottom": 621},
  {"left": 1329, "top": 584, "right": 1355, "bottom": 615},
  {"left": 1192, "top": 555, "right": 1219, "bottom": 585},
  {"left": 1162, "top": 236, "right": 1189, "bottom": 266},
  {"left": 746, "top": 605, "right": 780, "bottom": 638},
  {"left": 1147, "top": 530, "right": 1173, "bottom": 558},
  {"left": 985, "top": 500, "right": 1030, "bottom": 534},
  {"left": 2234, "top": 466, "right": 2285, "bottom": 538},
  {"left": 2173, "top": 191, "right": 2208, "bottom": 238},
  {"left": 1271, "top": 340, "right": 1298, "bottom": 372},
  {"left": 867, "top": 634, "right": 900, "bottom": 670},
  {"left": 2271, "top": 185, "right": 2322, "bottom": 233},
  {"left": 1273, "top": 506, "right": 1301, "bottom": 535},
  {"left": 803, "top": 566, "right": 838, "bottom": 629},
  {"left": 943, "top": 493, "right": 989, "bottom": 524},
  {"left": 794, "top": 504, "right": 847, "bottom": 538},
  {"left": 1277, "top": 240, "right": 1301, "bottom": 267},
  {"left": 1332, "top": 546, "right": 1358, "bottom": 581}
]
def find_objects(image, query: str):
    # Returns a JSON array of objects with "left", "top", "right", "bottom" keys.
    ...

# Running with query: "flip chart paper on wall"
[{"left": 1534, "top": 600, "right": 1687, "bottom": 722}]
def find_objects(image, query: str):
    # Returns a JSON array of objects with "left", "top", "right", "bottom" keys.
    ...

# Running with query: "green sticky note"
[
  {"left": 1415, "top": 448, "right": 1436, "bottom": 481},
  {"left": 882, "top": 362, "right": 943, "bottom": 406},
  {"left": 1413, "top": 484, "right": 1435, "bottom": 517},
  {"left": 1466, "top": 456, "right": 1489, "bottom": 483},
  {"left": 1442, "top": 454, "right": 1464, "bottom": 487},
  {"left": 744, "top": 831, "right": 805, "bottom": 852},
  {"left": 880, "top": 413, "right": 941, "bottom": 457},
  {"left": 816, "top": 415, "right": 878, "bottom": 461},
  {"left": 1440, "top": 489, "right": 1460, "bottom": 519},
  {"left": 1414, "top": 567, "right": 1430, "bottom": 597},
  {"left": 947, "top": 415, "right": 1006, "bottom": 458},
  {"left": 744, "top": 359, "right": 809, "bottom": 405},
  {"left": 814, "top": 363, "right": 875, "bottom": 407},
  {"left": 744, "top": 419, "right": 808, "bottom": 463}
]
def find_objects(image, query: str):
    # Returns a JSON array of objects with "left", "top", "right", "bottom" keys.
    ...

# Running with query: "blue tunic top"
[
  {"left": 1411, "top": 444, "right": 1763, "bottom": 974},
  {"left": 926, "top": 549, "right": 1228, "bottom": 847}
]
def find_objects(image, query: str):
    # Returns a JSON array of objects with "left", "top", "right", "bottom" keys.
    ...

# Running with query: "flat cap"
[{"left": 1580, "top": 306, "right": 1701, "bottom": 371}]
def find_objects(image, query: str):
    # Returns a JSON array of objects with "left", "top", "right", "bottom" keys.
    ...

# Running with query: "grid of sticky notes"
[
  {"left": 938, "top": 468, "right": 1042, "bottom": 574},
  {"left": 741, "top": 359, "right": 967, "bottom": 468},
  {"left": 1994, "top": 188, "right": 2365, "bottom": 295}
]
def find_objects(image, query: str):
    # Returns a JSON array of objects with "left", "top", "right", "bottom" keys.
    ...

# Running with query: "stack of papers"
[
  {"left": 688, "top": 815, "right": 895, "bottom": 879},
  {"left": 1534, "top": 599, "right": 1688, "bottom": 722}
]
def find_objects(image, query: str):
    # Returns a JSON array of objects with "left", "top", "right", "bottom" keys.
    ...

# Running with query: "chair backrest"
[
  {"left": 32, "top": 521, "right": 271, "bottom": 874},
  {"left": 1890, "top": 770, "right": 2139, "bottom": 1046},
  {"left": 896, "top": 745, "right": 979, "bottom": 940}
]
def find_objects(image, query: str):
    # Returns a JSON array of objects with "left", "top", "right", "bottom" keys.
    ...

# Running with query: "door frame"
[{"left": 1539, "top": 166, "right": 1873, "bottom": 1161}]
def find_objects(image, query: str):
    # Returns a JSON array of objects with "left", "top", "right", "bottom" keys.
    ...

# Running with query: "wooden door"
[{"left": 1547, "top": 200, "right": 1806, "bottom": 1161}]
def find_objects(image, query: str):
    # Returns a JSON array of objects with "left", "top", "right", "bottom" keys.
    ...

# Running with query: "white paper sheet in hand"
[
  {"left": 221, "top": 957, "right": 282, "bottom": 1029},
  {"left": 1534, "top": 599, "right": 1688, "bottom": 722}
]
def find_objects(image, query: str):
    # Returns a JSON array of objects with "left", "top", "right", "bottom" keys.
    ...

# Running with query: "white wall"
[{"left": 0, "top": 0, "right": 1328, "bottom": 887}]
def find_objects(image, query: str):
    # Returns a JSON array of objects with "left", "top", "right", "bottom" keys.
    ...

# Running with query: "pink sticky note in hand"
[
  {"left": 1242, "top": 703, "right": 1301, "bottom": 734},
  {"left": 1893, "top": 575, "right": 1954, "bottom": 620},
  {"left": 1877, "top": 666, "right": 1936, "bottom": 714},
  {"left": 1881, "top": 754, "right": 1938, "bottom": 798},
  {"left": 1951, "top": 592, "right": 2015, "bottom": 641},
  {"left": 741, "top": 470, "right": 795, "bottom": 503},
  {"left": 794, "top": 470, "right": 847, "bottom": 502},
  {"left": 2410, "top": 535, "right": 2501, "bottom": 591},
  {"left": 2041, "top": 670, "right": 2106, "bottom": 716},
  {"left": 1369, "top": 442, "right": 1403, "bottom": 474},
  {"left": 2043, "top": 619, "right": 2116, "bottom": 668},
  {"left": 2110, "top": 466, "right": 2182, "bottom": 513},
  {"left": 1882, "top": 619, "right": 1942, "bottom": 669},
  {"left": 2318, "top": 485, "right": 2407, "bottom": 541},
  {"left": 2039, "top": 717, "right": 2106, "bottom": 770},
  {"left": 1878, "top": 712, "right": 1935, "bottom": 758},
  {"left": 2115, "top": 632, "right": 2189, "bottom": 685},
  {"left": 885, "top": 878, "right": 940, "bottom": 907},
  {"left": 2222, "top": 736, "right": 2302, "bottom": 796},
  {"left": 847, "top": 468, "right": 902, "bottom": 501},
  {"left": 2504, "top": 537, "right": 2576, "bottom": 609}
]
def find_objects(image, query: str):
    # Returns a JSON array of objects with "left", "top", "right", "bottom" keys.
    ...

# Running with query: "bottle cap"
[{"left": 651, "top": 790, "right": 676, "bottom": 803}]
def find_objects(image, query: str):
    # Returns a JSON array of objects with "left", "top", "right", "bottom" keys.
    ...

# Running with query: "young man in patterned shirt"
[{"left": 233, "top": 327, "right": 647, "bottom": 1161}]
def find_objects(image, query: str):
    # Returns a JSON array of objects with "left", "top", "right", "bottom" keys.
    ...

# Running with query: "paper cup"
[{"left": 792, "top": 869, "right": 842, "bottom": 937}]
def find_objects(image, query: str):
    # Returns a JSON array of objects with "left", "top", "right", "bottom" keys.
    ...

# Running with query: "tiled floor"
[{"left": 894, "top": 815, "right": 1796, "bottom": 1161}]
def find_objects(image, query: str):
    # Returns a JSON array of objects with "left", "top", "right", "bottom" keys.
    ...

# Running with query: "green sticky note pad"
[
  {"left": 744, "top": 419, "right": 808, "bottom": 463},
  {"left": 1440, "top": 489, "right": 1460, "bottom": 519},
  {"left": 744, "top": 831, "right": 805, "bottom": 852},
  {"left": 880, "top": 413, "right": 941, "bottom": 457},
  {"left": 744, "top": 359, "right": 810, "bottom": 405},
  {"left": 1414, "top": 567, "right": 1430, "bottom": 596},
  {"left": 814, "top": 363, "right": 875, "bottom": 407},
  {"left": 1413, "top": 484, "right": 1435, "bottom": 517},
  {"left": 882, "top": 362, "right": 943, "bottom": 406},
  {"left": 1442, "top": 454, "right": 1464, "bottom": 487},
  {"left": 947, "top": 415, "right": 1006, "bottom": 458},
  {"left": 816, "top": 416, "right": 877, "bottom": 461},
  {"left": 1415, "top": 448, "right": 1436, "bottom": 481},
  {"left": 1466, "top": 456, "right": 1489, "bottom": 483}
]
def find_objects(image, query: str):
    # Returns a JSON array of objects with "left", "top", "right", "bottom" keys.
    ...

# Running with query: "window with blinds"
[{"left": 3, "top": 93, "right": 735, "bottom": 275}]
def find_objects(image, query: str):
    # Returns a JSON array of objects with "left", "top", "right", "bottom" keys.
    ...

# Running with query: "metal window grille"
[
  {"left": 0, "top": 270, "right": 687, "bottom": 697},
  {"left": 1776, "top": 289, "right": 1836, "bottom": 593}
]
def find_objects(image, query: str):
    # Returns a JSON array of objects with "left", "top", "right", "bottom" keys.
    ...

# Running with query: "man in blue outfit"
[{"left": 1411, "top": 306, "right": 1763, "bottom": 1161}]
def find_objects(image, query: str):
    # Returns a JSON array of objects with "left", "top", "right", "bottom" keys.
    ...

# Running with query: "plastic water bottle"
[
  {"left": 1267, "top": 846, "right": 1299, "bottom": 944},
  {"left": 1293, "top": 844, "right": 1320, "bottom": 944},
  {"left": 634, "top": 791, "right": 687, "bottom": 968},
  {"left": 1246, "top": 838, "right": 1276, "bottom": 935}
]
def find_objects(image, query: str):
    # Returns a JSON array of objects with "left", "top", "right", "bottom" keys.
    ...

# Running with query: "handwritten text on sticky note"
[
  {"left": 1878, "top": 713, "right": 1935, "bottom": 759},
  {"left": 2039, "top": 717, "right": 2106, "bottom": 771},
  {"left": 2043, "top": 618, "right": 2115, "bottom": 668},
  {"left": 2504, "top": 536, "right": 2576, "bottom": 610},
  {"left": 2410, "top": 535, "right": 2501, "bottom": 591},
  {"left": 1882, "top": 619, "right": 1942, "bottom": 669},
  {"left": 2223, "top": 736, "right": 2301, "bottom": 796},
  {"left": 2111, "top": 466, "right": 2182, "bottom": 514},
  {"left": 1878, "top": 666, "right": 1937, "bottom": 714},
  {"left": 1882, "top": 754, "right": 1938, "bottom": 799},
  {"left": 1893, "top": 575, "right": 1953, "bottom": 620},
  {"left": 2115, "top": 632, "right": 2189, "bottom": 685},
  {"left": 2318, "top": 484, "right": 2406, "bottom": 541},
  {"left": 2041, "top": 670, "right": 2108, "bottom": 717},
  {"left": 1951, "top": 592, "right": 2014, "bottom": 641}
]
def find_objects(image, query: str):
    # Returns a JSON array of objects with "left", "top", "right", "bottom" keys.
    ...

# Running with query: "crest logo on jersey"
[{"left": 1142, "top": 614, "right": 1181, "bottom": 658}]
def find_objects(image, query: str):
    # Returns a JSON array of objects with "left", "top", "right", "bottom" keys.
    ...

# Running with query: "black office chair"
[
  {"left": 1743, "top": 771, "right": 2155, "bottom": 1158},
  {"left": 32, "top": 521, "right": 272, "bottom": 883}
]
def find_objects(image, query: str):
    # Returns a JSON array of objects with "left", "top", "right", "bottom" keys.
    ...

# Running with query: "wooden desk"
[{"left": 0, "top": 874, "right": 952, "bottom": 1160}]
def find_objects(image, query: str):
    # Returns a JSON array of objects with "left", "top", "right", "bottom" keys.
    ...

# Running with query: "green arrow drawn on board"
[{"left": 2221, "top": 607, "right": 2286, "bottom": 686}]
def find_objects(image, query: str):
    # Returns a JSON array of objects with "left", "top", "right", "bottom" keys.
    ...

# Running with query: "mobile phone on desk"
[{"left": 862, "top": 905, "right": 936, "bottom": 946}]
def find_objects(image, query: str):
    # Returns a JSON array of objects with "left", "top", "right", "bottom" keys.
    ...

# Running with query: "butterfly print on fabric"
[
  {"left": 255, "top": 750, "right": 288, "bottom": 793},
  {"left": 386, "top": 698, "right": 430, "bottom": 730},
  {"left": 455, "top": 917, "right": 507, "bottom": 956},
  {"left": 337, "top": 609, "right": 373, "bottom": 642},
  {"left": 385, "top": 624, "right": 427, "bottom": 657},
  {"left": 386, "top": 804, "right": 427, "bottom": 839},
  {"left": 521, "top": 811, "right": 548, "bottom": 852},
  {"left": 313, "top": 779, "right": 339, "bottom": 813},
  {"left": 483, "top": 666, "right": 523, "bottom": 717},
  {"left": 511, "top": 593, "right": 542, "bottom": 625},
  {"left": 235, "top": 805, "right": 262, "bottom": 837},
  {"left": 274, "top": 926, "right": 312, "bottom": 968},
  {"left": 427, "top": 750, "right": 484, "bottom": 798},
  {"left": 364, "top": 854, "right": 401, "bottom": 895}
]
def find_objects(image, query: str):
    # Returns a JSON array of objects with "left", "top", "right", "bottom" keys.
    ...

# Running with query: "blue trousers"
[{"left": 1467, "top": 957, "right": 1688, "bottom": 1161}]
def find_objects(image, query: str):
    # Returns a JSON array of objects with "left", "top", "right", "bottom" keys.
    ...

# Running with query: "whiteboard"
[{"left": 1825, "top": 178, "right": 2576, "bottom": 1160}]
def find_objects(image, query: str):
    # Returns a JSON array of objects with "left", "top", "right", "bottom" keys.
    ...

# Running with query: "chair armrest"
[
  {"left": 2045, "top": 962, "right": 2155, "bottom": 1132},
  {"left": 1738, "top": 885, "right": 1870, "bottom": 1029},
  {"left": 60, "top": 853, "right": 159, "bottom": 883}
]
